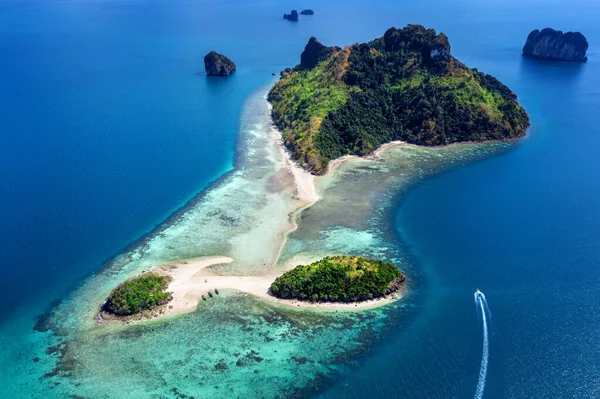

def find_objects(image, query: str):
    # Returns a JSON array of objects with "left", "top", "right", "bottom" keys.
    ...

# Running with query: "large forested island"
[
  {"left": 270, "top": 256, "right": 405, "bottom": 302},
  {"left": 268, "top": 25, "right": 530, "bottom": 173}
]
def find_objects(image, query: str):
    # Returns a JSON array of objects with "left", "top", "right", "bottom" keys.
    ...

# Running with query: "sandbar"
[{"left": 152, "top": 256, "right": 403, "bottom": 320}]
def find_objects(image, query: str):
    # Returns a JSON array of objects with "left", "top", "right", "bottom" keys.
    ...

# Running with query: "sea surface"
[{"left": 1, "top": 0, "right": 600, "bottom": 398}]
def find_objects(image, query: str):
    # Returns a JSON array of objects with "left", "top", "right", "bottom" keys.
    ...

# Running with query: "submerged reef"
[
  {"left": 268, "top": 24, "right": 530, "bottom": 173},
  {"left": 204, "top": 51, "right": 236, "bottom": 76},
  {"left": 24, "top": 87, "right": 514, "bottom": 398},
  {"left": 523, "top": 28, "right": 588, "bottom": 62},
  {"left": 270, "top": 256, "right": 405, "bottom": 302}
]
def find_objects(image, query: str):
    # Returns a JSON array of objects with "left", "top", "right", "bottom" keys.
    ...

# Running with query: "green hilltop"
[
  {"left": 268, "top": 25, "right": 530, "bottom": 173},
  {"left": 270, "top": 256, "right": 405, "bottom": 302}
]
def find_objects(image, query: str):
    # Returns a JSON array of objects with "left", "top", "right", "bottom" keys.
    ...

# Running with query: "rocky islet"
[
  {"left": 523, "top": 28, "right": 588, "bottom": 62},
  {"left": 204, "top": 51, "right": 236, "bottom": 76}
]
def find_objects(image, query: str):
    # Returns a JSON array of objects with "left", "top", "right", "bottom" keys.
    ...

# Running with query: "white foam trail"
[
  {"left": 474, "top": 293, "right": 489, "bottom": 399},
  {"left": 480, "top": 292, "right": 492, "bottom": 323}
]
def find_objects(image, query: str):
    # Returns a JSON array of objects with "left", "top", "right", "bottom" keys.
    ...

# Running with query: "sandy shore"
[
  {"left": 103, "top": 125, "right": 405, "bottom": 324},
  {"left": 324, "top": 140, "right": 407, "bottom": 175},
  {"left": 152, "top": 256, "right": 402, "bottom": 319}
]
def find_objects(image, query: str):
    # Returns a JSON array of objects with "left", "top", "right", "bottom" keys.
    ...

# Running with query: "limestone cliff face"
[
  {"left": 204, "top": 51, "right": 236, "bottom": 76},
  {"left": 296, "top": 37, "right": 340, "bottom": 71},
  {"left": 429, "top": 33, "right": 450, "bottom": 61},
  {"left": 523, "top": 28, "right": 588, "bottom": 62}
]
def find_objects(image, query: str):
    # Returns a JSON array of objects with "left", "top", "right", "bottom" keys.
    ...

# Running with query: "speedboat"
[{"left": 475, "top": 289, "right": 482, "bottom": 297}]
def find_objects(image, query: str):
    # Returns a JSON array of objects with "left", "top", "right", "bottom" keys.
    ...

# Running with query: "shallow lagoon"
[
  {"left": 3, "top": 0, "right": 600, "bottom": 398},
  {"left": 2, "top": 88, "right": 512, "bottom": 398}
]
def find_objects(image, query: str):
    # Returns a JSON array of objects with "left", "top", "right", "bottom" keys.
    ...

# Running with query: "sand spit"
[
  {"left": 146, "top": 256, "right": 403, "bottom": 321},
  {"left": 107, "top": 139, "right": 408, "bottom": 323},
  {"left": 99, "top": 100, "right": 407, "bottom": 325}
]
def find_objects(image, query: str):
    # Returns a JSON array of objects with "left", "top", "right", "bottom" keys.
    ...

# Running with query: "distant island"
[
  {"left": 270, "top": 256, "right": 405, "bottom": 303},
  {"left": 300, "top": 9, "right": 314, "bottom": 15},
  {"left": 103, "top": 273, "right": 172, "bottom": 316},
  {"left": 204, "top": 51, "right": 236, "bottom": 76},
  {"left": 268, "top": 24, "right": 530, "bottom": 173},
  {"left": 283, "top": 10, "right": 298, "bottom": 21},
  {"left": 523, "top": 28, "right": 588, "bottom": 62}
]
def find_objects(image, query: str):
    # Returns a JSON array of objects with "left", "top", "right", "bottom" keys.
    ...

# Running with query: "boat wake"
[{"left": 474, "top": 290, "right": 489, "bottom": 399}]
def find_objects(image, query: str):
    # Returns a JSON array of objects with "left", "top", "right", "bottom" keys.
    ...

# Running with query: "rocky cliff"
[
  {"left": 296, "top": 37, "right": 340, "bottom": 71},
  {"left": 204, "top": 51, "right": 236, "bottom": 76},
  {"left": 283, "top": 10, "right": 298, "bottom": 21},
  {"left": 523, "top": 28, "right": 588, "bottom": 62}
]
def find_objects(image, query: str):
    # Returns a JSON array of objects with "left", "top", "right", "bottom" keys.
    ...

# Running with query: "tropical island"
[
  {"left": 270, "top": 256, "right": 405, "bottom": 302},
  {"left": 98, "top": 254, "right": 405, "bottom": 322},
  {"left": 103, "top": 273, "right": 172, "bottom": 316},
  {"left": 268, "top": 24, "right": 530, "bottom": 173},
  {"left": 523, "top": 28, "right": 588, "bottom": 62}
]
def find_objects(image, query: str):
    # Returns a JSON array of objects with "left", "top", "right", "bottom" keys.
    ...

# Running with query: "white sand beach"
[{"left": 154, "top": 256, "right": 402, "bottom": 319}]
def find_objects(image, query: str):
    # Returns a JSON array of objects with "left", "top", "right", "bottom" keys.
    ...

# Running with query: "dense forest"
[
  {"left": 270, "top": 256, "right": 405, "bottom": 302},
  {"left": 269, "top": 25, "right": 530, "bottom": 173},
  {"left": 104, "top": 274, "right": 172, "bottom": 315}
]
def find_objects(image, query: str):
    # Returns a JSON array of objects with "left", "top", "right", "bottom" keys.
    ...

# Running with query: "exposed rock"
[
  {"left": 300, "top": 9, "right": 314, "bottom": 15},
  {"left": 523, "top": 28, "right": 588, "bottom": 62},
  {"left": 429, "top": 33, "right": 451, "bottom": 61},
  {"left": 203, "top": 51, "right": 236, "bottom": 76},
  {"left": 296, "top": 37, "right": 341, "bottom": 71},
  {"left": 384, "top": 276, "right": 405, "bottom": 296},
  {"left": 283, "top": 10, "right": 298, "bottom": 21}
]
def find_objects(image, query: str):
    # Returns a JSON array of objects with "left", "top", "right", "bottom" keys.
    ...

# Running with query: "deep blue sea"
[{"left": 2, "top": 0, "right": 600, "bottom": 397}]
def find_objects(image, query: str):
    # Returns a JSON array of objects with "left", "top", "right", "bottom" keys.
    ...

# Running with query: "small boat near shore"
[
  {"left": 208, "top": 291, "right": 213, "bottom": 298},
  {"left": 214, "top": 288, "right": 219, "bottom": 295},
  {"left": 201, "top": 295, "right": 207, "bottom": 301}
]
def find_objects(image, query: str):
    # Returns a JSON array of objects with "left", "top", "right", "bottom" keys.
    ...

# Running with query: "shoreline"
[
  {"left": 159, "top": 257, "right": 403, "bottom": 314},
  {"left": 95, "top": 98, "right": 516, "bottom": 324},
  {"left": 267, "top": 102, "right": 319, "bottom": 268},
  {"left": 97, "top": 94, "right": 409, "bottom": 325},
  {"left": 101, "top": 256, "right": 404, "bottom": 323}
]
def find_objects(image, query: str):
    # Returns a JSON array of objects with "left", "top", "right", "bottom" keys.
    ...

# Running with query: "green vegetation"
[
  {"left": 268, "top": 25, "right": 530, "bottom": 173},
  {"left": 104, "top": 273, "right": 172, "bottom": 315},
  {"left": 270, "top": 256, "right": 405, "bottom": 302},
  {"left": 269, "top": 48, "right": 355, "bottom": 168}
]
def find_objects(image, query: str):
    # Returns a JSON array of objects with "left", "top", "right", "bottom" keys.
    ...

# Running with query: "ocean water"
[{"left": 2, "top": 0, "right": 600, "bottom": 398}]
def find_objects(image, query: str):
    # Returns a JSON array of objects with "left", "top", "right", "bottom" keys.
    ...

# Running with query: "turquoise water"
[{"left": 2, "top": 0, "right": 600, "bottom": 397}]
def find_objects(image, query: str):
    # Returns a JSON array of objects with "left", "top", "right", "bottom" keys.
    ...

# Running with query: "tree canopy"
[
  {"left": 270, "top": 256, "right": 404, "bottom": 302},
  {"left": 269, "top": 25, "right": 529, "bottom": 173},
  {"left": 104, "top": 273, "right": 172, "bottom": 315}
]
